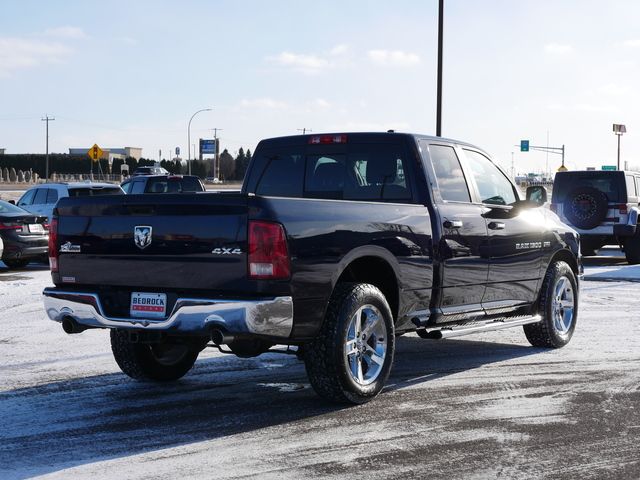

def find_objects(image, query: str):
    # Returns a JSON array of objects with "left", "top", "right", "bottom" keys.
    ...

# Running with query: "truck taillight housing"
[
  {"left": 48, "top": 218, "right": 58, "bottom": 272},
  {"left": 248, "top": 221, "right": 290, "bottom": 279},
  {"left": 617, "top": 204, "right": 628, "bottom": 214}
]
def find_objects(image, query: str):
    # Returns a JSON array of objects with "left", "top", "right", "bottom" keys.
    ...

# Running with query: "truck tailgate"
[{"left": 54, "top": 193, "right": 249, "bottom": 291}]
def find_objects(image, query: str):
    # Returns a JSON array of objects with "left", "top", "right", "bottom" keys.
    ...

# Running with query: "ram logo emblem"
[{"left": 134, "top": 226, "right": 152, "bottom": 250}]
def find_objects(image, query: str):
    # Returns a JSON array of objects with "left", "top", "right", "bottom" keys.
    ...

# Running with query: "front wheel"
[
  {"left": 304, "top": 283, "right": 395, "bottom": 404},
  {"left": 524, "top": 260, "right": 578, "bottom": 348},
  {"left": 110, "top": 330, "right": 200, "bottom": 381}
]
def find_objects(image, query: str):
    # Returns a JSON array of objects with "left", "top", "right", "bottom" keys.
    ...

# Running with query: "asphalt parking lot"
[{"left": 1, "top": 253, "right": 639, "bottom": 480}]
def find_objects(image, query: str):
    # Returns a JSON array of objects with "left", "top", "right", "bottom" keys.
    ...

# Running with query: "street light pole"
[
  {"left": 41, "top": 114, "right": 55, "bottom": 181},
  {"left": 188, "top": 108, "right": 212, "bottom": 175},
  {"left": 613, "top": 124, "right": 627, "bottom": 171},
  {"left": 436, "top": 0, "right": 444, "bottom": 137}
]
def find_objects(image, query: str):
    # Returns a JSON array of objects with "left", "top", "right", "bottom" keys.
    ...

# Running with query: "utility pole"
[
  {"left": 41, "top": 115, "right": 55, "bottom": 181},
  {"left": 297, "top": 128, "right": 312, "bottom": 135},
  {"left": 436, "top": 0, "right": 444, "bottom": 137},
  {"left": 210, "top": 128, "right": 223, "bottom": 179}
]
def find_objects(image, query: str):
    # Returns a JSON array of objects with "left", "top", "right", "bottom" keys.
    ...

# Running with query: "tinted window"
[
  {"left": 305, "top": 155, "right": 346, "bottom": 199},
  {"left": 145, "top": 177, "right": 204, "bottom": 193},
  {"left": 428, "top": 145, "right": 471, "bottom": 202},
  {"left": 121, "top": 181, "right": 133, "bottom": 194},
  {"left": 131, "top": 181, "right": 146, "bottom": 194},
  {"left": 18, "top": 188, "right": 36, "bottom": 206},
  {"left": 69, "top": 187, "right": 123, "bottom": 197},
  {"left": 46, "top": 189, "right": 59, "bottom": 204},
  {"left": 464, "top": 150, "right": 517, "bottom": 205},
  {"left": 255, "top": 151, "right": 305, "bottom": 197},
  {"left": 33, "top": 188, "right": 48, "bottom": 205}
]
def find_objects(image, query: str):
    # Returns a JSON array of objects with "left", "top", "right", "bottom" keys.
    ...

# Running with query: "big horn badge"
[{"left": 134, "top": 226, "right": 152, "bottom": 249}]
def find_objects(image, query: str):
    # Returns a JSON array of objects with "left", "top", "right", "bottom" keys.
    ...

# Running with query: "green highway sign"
[
  {"left": 520, "top": 140, "right": 530, "bottom": 152},
  {"left": 601, "top": 165, "right": 617, "bottom": 171}
]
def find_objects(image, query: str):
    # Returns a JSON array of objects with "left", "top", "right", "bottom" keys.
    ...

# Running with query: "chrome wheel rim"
[
  {"left": 551, "top": 276, "right": 575, "bottom": 336},
  {"left": 344, "top": 304, "right": 387, "bottom": 386}
]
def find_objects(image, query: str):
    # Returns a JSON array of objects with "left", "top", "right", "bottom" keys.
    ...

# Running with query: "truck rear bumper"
[{"left": 43, "top": 288, "right": 294, "bottom": 339}]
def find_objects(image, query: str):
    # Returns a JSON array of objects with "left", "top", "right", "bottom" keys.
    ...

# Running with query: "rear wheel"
[
  {"left": 524, "top": 261, "right": 578, "bottom": 348},
  {"left": 304, "top": 283, "right": 395, "bottom": 404},
  {"left": 623, "top": 232, "right": 640, "bottom": 264},
  {"left": 110, "top": 330, "right": 200, "bottom": 381}
]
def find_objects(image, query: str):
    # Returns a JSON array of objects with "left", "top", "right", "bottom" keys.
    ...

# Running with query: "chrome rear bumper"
[{"left": 43, "top": 288, "right": 294, "bottom": 338}]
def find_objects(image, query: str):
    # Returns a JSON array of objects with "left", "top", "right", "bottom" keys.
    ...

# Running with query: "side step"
[{"left": 419, "top": 315, "right": 542, "bottom": 340}]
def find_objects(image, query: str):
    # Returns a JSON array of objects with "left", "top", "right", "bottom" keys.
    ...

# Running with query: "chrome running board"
[{"left": 419, "top": 314, "right": 542, "bottom": 340}]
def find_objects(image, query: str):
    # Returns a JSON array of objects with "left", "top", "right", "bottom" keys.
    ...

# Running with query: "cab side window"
[
  {"left": 46, "top": 189, "right": 58, "bottom": 204},
  {"left": 464, "top": 149, "right": 517, "bottom": 206},
  {"left": 18, "top": 189, "right": 36, "bottom": 206},
  {"left": 428, "top": 145, "right": 471, "bottom": 202},
  {"left": 33, "top": 188, "right": 48, "bottom": 205},
  {"left": 131, "top": 180, "right": 146, "bottom": 194}
]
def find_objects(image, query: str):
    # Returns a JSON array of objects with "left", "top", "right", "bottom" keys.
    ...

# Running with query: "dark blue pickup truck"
[{"left": 43, "top": 132, "right": 581, "bottom": 403}]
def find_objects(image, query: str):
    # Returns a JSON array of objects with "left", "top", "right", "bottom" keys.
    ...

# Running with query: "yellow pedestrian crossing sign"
[{"left": 88, "top": 144, "right": 104, "bottom": 162}]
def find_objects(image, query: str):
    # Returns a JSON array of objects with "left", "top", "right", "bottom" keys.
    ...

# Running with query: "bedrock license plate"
[{"left": 130, "top": 292, "right": 167, "bottom": 318}]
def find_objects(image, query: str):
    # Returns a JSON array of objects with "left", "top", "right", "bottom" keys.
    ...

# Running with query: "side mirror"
[
  {"left": 8, "top": 200, "right": 16, "bottom": 205},
  {"left": 525, "top": 185, "right": 548, "bottom": 205}
]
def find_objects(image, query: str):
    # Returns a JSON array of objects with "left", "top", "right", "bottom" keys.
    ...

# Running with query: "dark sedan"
[{"left": 0, "top": 200, "right": 49, "bottom": 269}]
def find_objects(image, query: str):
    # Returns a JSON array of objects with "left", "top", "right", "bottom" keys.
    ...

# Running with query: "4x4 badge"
[{"left": 134, "top": 226, "right": 152, "bottom": 250}]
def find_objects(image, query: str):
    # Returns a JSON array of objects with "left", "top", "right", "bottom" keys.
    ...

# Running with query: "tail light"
[
  {"left": 0, "top": 223, "right": 22, "bottom": 231},
  {"left": 248, "top": 220, "right": 290, "bottom": 279},
  {"left": 617, "top": 204, "right": 628, "bottom": 214},
  {"left": 48, "top": 218, "right": 59, "bottom": 272}
]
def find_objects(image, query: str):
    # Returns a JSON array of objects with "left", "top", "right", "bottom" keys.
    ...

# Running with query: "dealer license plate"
[
  {"left": 28, "top": 224, "right": 45, "bottom": 234},
  {"left": 130, "top": 292, "right": 167, "bottom": 318}
]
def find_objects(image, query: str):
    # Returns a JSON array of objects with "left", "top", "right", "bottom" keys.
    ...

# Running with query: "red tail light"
[
  {"left": 617, "top": 204, "right": 628, "bottom": 214},
  {"left": 248, "top": 221, "right": 290, "bottom": 279},
  {"left": 0, "top": 223, "right": 22, "bottom": 230},
  {"left": 48, "top": 218, "right": 59, "bottom": 272}
]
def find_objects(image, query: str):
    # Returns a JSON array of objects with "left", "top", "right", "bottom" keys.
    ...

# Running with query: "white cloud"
[
  {"left": 267, "top": 51, "right": 330, "bottom": 74},
  {"left": 0, "top": 37, "right": 72, "bottom": 77},
  {"left": 239, "top": 98, "right": 288, "bottom": 109},
  {"left": 547, "top": 103, "right": 618, "bottom": 113},
  {"left": 621, "top": 38, "right": 640, "bottom": 48},
  {"left": 598, "top": 83, "right": 630, "bottom": 96},
  {"left": 43, "top": 26, "right": 87, "bottom": 39},
  {"left": 367, "top": 49, "right": 420, "bottom": 67},
  {"left": 309, "top": 98, "right": 331, "bottom": 109},
  {"left": 330, "top": 121, "right": 411, "bottom": 132},
  {"left": 544, "top": 43, "right": 573, "bottom": 55},
  {"left": 329, "top": 44, "right": 348, "bottom": 56}
]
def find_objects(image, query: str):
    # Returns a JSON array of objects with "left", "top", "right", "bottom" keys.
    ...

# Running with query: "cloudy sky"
[{"left": 2, "top": 0, "right": 640, "bottom": 174}]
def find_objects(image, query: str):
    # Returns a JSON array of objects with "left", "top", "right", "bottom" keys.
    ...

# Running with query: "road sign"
[
  {"left": 87, "top": 144, "right": 104, "bottom": 162},
  {"left": 200, "top": 139, "right": 217, "bottom": 155},
  {"left": 602, "top": 165, "right": 617, "bottom": 171},
  {"left": 520, "top": 140, "right": 530, "bottom": 152},
  {"left": 557, "top": 165, "right": 568, "bottom": 172}
]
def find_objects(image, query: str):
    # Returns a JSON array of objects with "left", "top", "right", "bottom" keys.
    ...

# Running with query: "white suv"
[{"left": 16, "top": 183, "right": 124, "bottom": 222}]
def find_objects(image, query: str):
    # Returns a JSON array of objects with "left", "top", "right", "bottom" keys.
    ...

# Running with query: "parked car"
[
  {"left": 132, "top": 166, "right": 169, "bottom": 176},
  {"left": 43, "top": 132, "right": 580, "bottom": 404},
  {"left": 551, "top": 170, "right": 640, "bottom": 262},
  {"left": 0, "top": 199, "right": 48, "bottom": 269},
  {"left": 121, "top": 175, "right": 205, "bottom": 194},
  {"left": 16, "top": 183, "right": 124, "bottom": 222}
]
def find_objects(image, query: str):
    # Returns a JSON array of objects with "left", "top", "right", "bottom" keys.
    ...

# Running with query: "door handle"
[
  {"left": 443, "top": 220, "right": 463, "bottom": 229},
  {"left": 488, "top": 221, "right": 506, "bottom": 230}
]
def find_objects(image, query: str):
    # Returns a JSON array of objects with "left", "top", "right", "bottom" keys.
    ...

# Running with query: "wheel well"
[
  {"left": 336, "top": 256, "right": 399, "bottom": 321},
  {"left": 549, "top": 249, "right": 579, "bottom": 277}
]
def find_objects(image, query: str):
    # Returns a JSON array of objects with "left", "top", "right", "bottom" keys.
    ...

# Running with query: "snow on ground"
[{"left": 0, "top": 259, "right": 639, "bottom": 479}]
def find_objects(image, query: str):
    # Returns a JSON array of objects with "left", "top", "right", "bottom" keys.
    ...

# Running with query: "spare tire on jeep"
[{"left": 564, "top": 186, "right": 608, "bottom": 230}]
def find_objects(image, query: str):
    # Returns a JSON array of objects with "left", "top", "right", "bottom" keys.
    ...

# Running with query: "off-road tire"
[
  {"left": 3, "top": 258, "right": 30, "bottom": 269},
  {"left": 524, "top": 261, "right": 578, "bottom": 348},
  {"left": 564, "top": 186, "right": 608, "bottom": 230},
  {"left": 110, "top": 329, "right": 200, "bottom": 381},
  {"left": 304, "top": 283, "right": 395, "bottom": 404}
]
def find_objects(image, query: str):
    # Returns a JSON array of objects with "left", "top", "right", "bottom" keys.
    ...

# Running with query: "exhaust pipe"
[
  {"left": 211, "top": 328, "right": 235, "bottom": 346},
  {"left": 61, "top": 316, "right": 86, "bottom": 334}
]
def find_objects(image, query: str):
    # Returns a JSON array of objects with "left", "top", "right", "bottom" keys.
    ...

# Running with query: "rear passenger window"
[
  {"left": 18, "top": 189, "right": 36, "bottom": 206},
  {"left": 46, "top": 189, "right": 58, "bottom": 204},
  {"left": 625, "top": 175, "right": 636, "bottom": 197},
  {"left": 33, "top": 188, "right": 48, "bottom": 205},
  {"left": 131, "top": 181, "right": 146, "bottom": 194},
  {"left": 428, "top": 145, "right": 471, "bottom": 202},
  {"left": 255, "top": 152, "right": 305, "bottom": 197}
]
